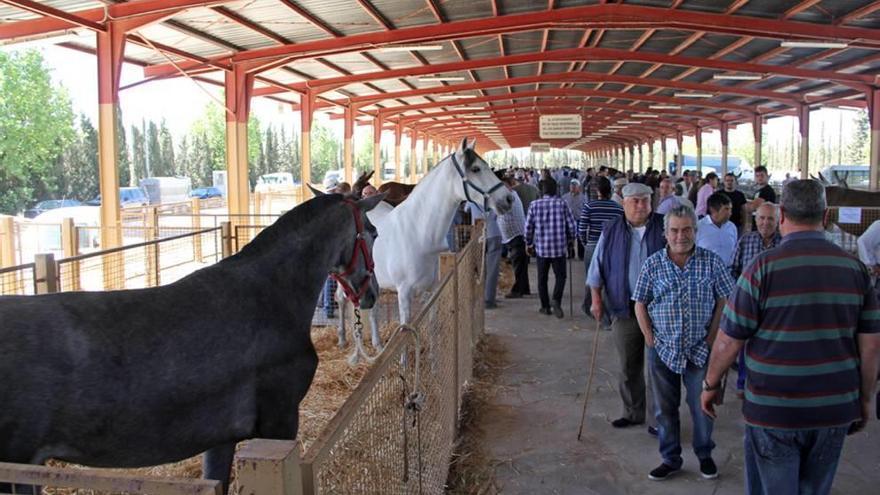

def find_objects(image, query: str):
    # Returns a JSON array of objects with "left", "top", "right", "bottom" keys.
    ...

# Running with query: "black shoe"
[
  {"left": 647, "top": 426, "right": 659, "bottom": 436},
  {"left": 648, "top": 463, "right": 680, "bottom": 481},
  {"left": 485, "top": 301, "right": 498, "bottom": 309},
  {"left": 699, "top": 458, "right": 718, "bottom": 479},
  {"left": 552, "top": 304, "right": 564, "bottom": 318},
  {"left": 504, "top": 292, "right": 522, "bottom": 299},
  {"left": 539, "top": 307, "right": 552, "bottom": 315},
  {"left": 611, "top": 417, "right": 644, "bottom": 428}
]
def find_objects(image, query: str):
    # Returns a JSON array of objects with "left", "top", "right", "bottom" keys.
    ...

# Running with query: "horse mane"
[{"left": 233, "top": 194, "right": 344, "bottom": 258}]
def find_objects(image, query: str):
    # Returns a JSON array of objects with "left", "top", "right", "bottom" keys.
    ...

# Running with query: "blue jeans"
[
  {"left": 322, "top": 277, "right": 337, "bottom": 317},
  {"left": 744, "top": 425, "right": 847, "bottom": 495},
  {"left": 484, "top": 236, "right": 502, "bottom": 305},
  {"left": 647, "top": 347, "right": 715, "bottom": 468}
]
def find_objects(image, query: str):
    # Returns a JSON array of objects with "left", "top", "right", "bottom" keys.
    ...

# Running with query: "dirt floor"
[{"left": 474, "top": 258, "right": 880, "bottom": 495}]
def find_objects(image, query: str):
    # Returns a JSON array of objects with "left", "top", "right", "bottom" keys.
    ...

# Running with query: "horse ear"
[
  {"left": 356, "top": 192, "right": 388, "bottom": 212},
  {"left": 468, "top": 138, "right": 476, "bottom": 150},
  {"left": 307, "top": 183, "right": 325, "bottom": 196},
  {"left": 817, "top": 171, "right": 830, "bottom": 185},
  {"left": 458, "top": 138, "right": 468, "bottom": 153}
]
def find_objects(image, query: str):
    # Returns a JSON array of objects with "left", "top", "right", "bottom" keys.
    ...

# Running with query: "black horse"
[{"left": 0, "top": 193, "right": 385, "bottom": 493}]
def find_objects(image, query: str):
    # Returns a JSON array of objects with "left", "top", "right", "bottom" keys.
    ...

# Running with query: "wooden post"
[
  {"left": 721, "top": 121, "right": 730, "bottom": 176},
  {"left": 0, "top": 216, "right": 20, "bottom": 294},
  {"left": 753, "top": 114, "right": 763, "bottom": 168},
  {"left": 34, "top": 253, "right": 58, "bottom": 295},
  {"left": 695, "top": 127, "right": 703, "bottom": 175},
  {"left": 675, "top": 131, "right": 684, "bottom": 175},
  {"left": 394, "top": 122, "right": 403, "bottom": 182},
  {"left": 235, "top": 439, "right": 311, "bottom": 495},
  {"left": 61, "top": 218, "right": 80, "bottom": 291},
  {"left": 343, "top": 105, "right": 354, "bottom": 184},
  {"left": 373, "top": 116, "right": 383, "bottom": 186},
  {"left": 221, "top": 221, "right": 233, "bottom": 258},
  {"left": 146, "top": 206, "right": 159, "bottom": 287},
  {"left": 439, "top": 251, "right": 460, "bottom": 430},
  {"left": 191, "top": 198, "right": 203, "bottom": 262}
]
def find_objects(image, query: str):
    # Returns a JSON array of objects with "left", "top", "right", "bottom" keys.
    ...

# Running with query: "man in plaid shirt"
[
  {"left": 525, "top": 178, "right": 576, "bottom": 318},
  {"left": 632, "top": 203, "right": 735, "bottom": 481}
]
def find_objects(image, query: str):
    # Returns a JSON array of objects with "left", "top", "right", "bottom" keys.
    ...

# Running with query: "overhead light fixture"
[
  {"left": 650, "top": 104, "right": 682, "bottom": 110},
  {"left": 713, "top": 73, "right": 763, "bottom": 81},
  {"left": 419, "top": 76, "right": 466, "bottom": 82},
  {"left": 780, "top": 40, "right": 849, "bottom": 49},
  {"left": 674, "top": 92, "right": 714, "bottom": 98},
  {"left": 377, "top": 44, "right": 444, "bottom": 52},
  {"left": 436, "top": 95, "right": 477, "bottom": 99},
  {"left": 618, "top": 120, "right": 642, "bottom": 124},
  {"left": 632, "top": 113, "right": 659, "bottom": 118}
]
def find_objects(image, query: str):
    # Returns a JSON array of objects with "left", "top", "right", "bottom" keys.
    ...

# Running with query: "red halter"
[{"left": 330, "top": 200, "right": 375, "bottom": 307}]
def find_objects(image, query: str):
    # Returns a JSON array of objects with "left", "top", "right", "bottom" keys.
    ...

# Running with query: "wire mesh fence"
[
  {"left": 299, "top": 223, "right": 486, "bottom": 494},
  {"left": 0, "top": 262, "right": 35, "bottom": 296}
]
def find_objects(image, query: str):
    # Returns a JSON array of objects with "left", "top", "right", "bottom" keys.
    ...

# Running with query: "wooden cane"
[
  {"left": 568, "top": 256, "right": 574, "bottom": 318},
  {"left": 577, "top": 319, "right": 603, "bottom": 441}
]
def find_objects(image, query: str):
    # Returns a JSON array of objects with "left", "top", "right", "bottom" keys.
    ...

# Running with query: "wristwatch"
[{"left": 702, "top": 379, "right": 720, "bottom": 392}]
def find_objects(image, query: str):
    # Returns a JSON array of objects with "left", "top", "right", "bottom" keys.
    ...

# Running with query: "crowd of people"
[{"left": 473, "top": 163, "right": 880, "bottom": 494}]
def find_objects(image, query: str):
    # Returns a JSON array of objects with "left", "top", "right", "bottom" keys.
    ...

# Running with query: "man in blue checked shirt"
[
  {"left": 525, "top": 178, "right": 576, "bottom": 318},
  {"left": 632, "top": 203, "right": 735, "bottom": 482}
]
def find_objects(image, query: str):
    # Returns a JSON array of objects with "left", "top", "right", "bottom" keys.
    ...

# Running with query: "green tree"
[
  {"left": 310, "top": 121, "right": 340, "bottom": 183},
  {"left": 847, "top": 109, "right": 869, "bottom": 165},
  {"left": 116, "top": 107, "right": 131, "bottom": 187},
  {"left": 131, "top": 122, "right": 147, "bottom": 182},
  {"left": 145, "top": 120, "right": 160, "bottom": 177},
  {"left": 0, "top": 50, "right": 75, "bottom": 213},
  {"left": 158, "top": 119, "right": 175, "bottom": 176},
  {"left": 55, "top": 114, "right": 99, "bottom": 201}
]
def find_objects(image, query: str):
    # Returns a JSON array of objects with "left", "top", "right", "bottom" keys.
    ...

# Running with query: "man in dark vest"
[{"left": 587, "top": 182, "right": 666, "bottom": 431}]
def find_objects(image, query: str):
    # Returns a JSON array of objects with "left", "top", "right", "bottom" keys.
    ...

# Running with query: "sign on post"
[
  {"left": 539, "top": 115, "right": 582, "bottom": 139},
  {"left": 530, "top": 142, "right": 551, "bottom": 153}
]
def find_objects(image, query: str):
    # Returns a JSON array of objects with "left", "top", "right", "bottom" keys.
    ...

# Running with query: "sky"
[{"left": 38, "top": 44, "right": 300, "bottom": 137}]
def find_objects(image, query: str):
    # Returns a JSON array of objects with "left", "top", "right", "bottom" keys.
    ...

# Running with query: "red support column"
[
  {"left": 869, "top": 88, "right": 880, "bottom": 190},
  {"left": 660, "top": 136, "right": 667, "bottom": 172},
  {"left": 676, "top": 131, "right": 684, "bottom": 175},
  {"left": 798, "top": 104, "right": 810, "bottom": 179},
  {"left": 628, "top": 144, "right": 635, "bottom": 172},
  {"left": 300, "top": 90, "right": 314, "bottom": 200},
  {"left": 394, "top": 122, "right": 403, "bottom": 181},
  {"left": 695, "top": 127, "right": 703, "bottom": 175},
  {"left": 720, "top": 122, "right": 730, "bottom": 176},
  {"left": 343, "top": 105, "right": 354, "bottom": 184},
  {"left": 638, "top": 142, "right": 644, "bottom": 173},
  {"left": 373, "top": 116, "right": 382, "bottom": 186},
  {"left": 96, "top": 23, "right": 125, "bottom": 256},
  {"left": 225, "top": 65, "right": 255, "bottom": 217},
  {"left": 753, "top": 114, "right": 764, "bottom": 169},
  {"left": 410, "top": 128, "right": 418, "bottom": 183},
  {"left": 647, "top": 140, "right": 654, "bottom": 171}
]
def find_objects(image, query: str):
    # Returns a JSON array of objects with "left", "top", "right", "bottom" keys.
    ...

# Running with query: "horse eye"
[{"left": 470, "top": 165, "right": 481, "bottom": 173}]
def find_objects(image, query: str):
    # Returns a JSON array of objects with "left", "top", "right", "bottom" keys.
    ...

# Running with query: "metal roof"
[{"left": 0, "top": 0, "right": 879, "bottom": 150}]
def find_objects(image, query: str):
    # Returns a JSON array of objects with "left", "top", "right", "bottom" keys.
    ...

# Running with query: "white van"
[
  {"left": 255, "top": 172, "right": 297, "bottom": 193},
  {"left": 819, "top": 165, "right": 869, "bottom": 188}
]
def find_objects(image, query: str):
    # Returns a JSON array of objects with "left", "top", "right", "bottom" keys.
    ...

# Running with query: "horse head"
[
  {"left": 449, "top": 138, "right": 514, "bottom": 214},
  {"left": 338, "top": 193, "right": 387, "bottom": 309},
  {"left": 312, "top": 186, "right": 386, "bottom": 309}
]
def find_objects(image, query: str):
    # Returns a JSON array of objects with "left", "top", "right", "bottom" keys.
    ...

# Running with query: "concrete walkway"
[{"left": 480, "top": 259, "right": 880, "bottom": 494}]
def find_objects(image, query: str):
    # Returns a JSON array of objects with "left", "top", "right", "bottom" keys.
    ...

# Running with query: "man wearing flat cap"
[{"left": 588, "top": 182, "right": 666, "bottom": 433}]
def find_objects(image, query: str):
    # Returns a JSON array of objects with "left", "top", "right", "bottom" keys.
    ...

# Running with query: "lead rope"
[
  {"left": 352, "top": 308, "right": 380, "bottom": 363},
  {"left": 397, "top": 326, "right": 425, "bottom": 493}
]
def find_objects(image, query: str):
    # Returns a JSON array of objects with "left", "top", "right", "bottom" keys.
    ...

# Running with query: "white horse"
[{"left": 338, "top": 138, "right": 514, "bottom": 363}]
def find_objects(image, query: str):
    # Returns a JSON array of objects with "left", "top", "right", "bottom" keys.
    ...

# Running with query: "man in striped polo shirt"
[
  {"left": 578, "top": 176, "right": 624, "bottom": 315},
  {"left": 701, "top": 180, "right": 880, "bottom": 495}
]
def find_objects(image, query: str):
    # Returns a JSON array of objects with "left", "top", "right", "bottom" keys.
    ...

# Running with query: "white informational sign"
[
  {"left": 530, "top": 142, "right": 551, "bottom": 153},
  {"left": 838, "top": 207, "right": 862, "bottom": 224},
  {"left": 539, "top": 114, "right": 582, "bottom": 139}
]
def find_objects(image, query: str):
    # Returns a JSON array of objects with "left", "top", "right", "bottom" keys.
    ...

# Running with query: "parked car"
[
  {"left": 85, "top": 187, "right": 150, "bottom": 207},
  {"left": 24, "top": 199, "right": 82, "bottom": 219},
  {"left": 190, "top": 187, "right": 224, "bottom": 199}
]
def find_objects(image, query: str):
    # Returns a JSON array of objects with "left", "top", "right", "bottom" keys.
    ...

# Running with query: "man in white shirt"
[
  {"left": 858, "top": 219, "right": 880, "bottom": 286},
  {"left": 696, "top": 192, "right": 738, "bottom": 267}
]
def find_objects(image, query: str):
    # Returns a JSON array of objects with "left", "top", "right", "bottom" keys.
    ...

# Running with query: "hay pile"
[
  {"left": 445, "top": 334, "right": 508, "bottom": 494},
  {"left": 496, "top": 259, "right": 514, "bottom": 295}
]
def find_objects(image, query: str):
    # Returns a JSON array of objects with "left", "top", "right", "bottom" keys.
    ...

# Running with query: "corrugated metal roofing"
[{"left": 0, "top": 0, "right": 876, "bottom": 151}]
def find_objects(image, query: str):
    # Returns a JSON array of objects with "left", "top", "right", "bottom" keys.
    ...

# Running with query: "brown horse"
[{"left": 377, "top": 181, "right": 417, "bottom": 206}]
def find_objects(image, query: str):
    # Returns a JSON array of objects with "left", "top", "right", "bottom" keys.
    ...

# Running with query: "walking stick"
[
  {"left": 577, "top": 319, "right": 602, "bottom": 441},
  {"left": 568, "top": 256, "right": 574, "bottom": 318}
]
